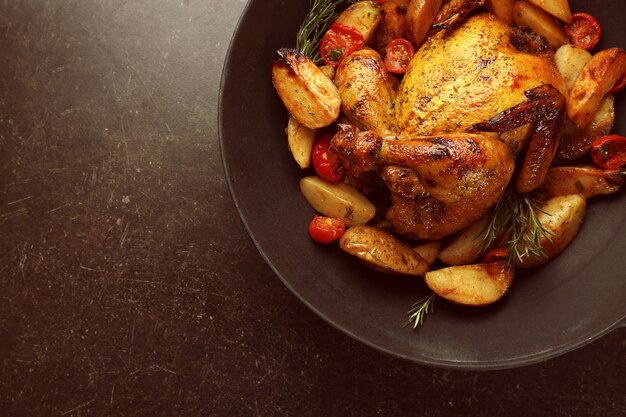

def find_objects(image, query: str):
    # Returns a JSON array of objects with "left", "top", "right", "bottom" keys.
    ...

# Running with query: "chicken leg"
[{"left": 330, "top": 124, "right": 514, "bottom": 239}]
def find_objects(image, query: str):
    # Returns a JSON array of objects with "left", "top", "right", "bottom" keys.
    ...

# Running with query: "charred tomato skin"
[
  {"left": 312, "top": 133, "right": 345, "bottom": 182},
  {"left": 309, "top": 216, "right": 346, "bottom": 244},
  {"left": 566, "top": 13, "right": 602, "bottom": 50},
  {"left": 591, "top": 135, "right": 626, "bottom": 170},
  {"left": 320, "top": 24, "right": 365, "bottom": 67},
  {"left": 384, "top": 38, "right": 415, "bottom": 74}
]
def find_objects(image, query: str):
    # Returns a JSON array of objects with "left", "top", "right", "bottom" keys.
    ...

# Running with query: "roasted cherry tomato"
[
  {"left": 384, "top": 38, "right": 415, "bottom": 74},
  {"left": 565, "top": 13, "right": 602, "bottom": 50},
  {"left": 609, "top": 71, "right": 626, "bottom": 94},
  {"left": 482, "top": 248, "right": 510, "bottom": 263},
  {"left": 312, "top": 133, "right": 344, "bottom": 182},
  {"left": 320, "top": 23, "right": 365, "bottom": 67},
  {"left": 590, "top": 135, "right": 626, "bottom": 170},
  {"left": 309, "top": 216, "right": 346, "bottom": 244}
]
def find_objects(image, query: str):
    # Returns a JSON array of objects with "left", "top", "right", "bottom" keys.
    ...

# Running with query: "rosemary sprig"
[
  {"left": 510, "top": 193, "right": 554, "bottom": 262},
  {"left": 481, "top": 185, "right": 554, "bottom": 264},
  {"left": 481, "top": 189, "right": 509, "bottom": 254},
  {"left": 296, "top": 0, "right": 345, "bottom": 63},
  {"left": 403, "top": 293, "right": 436, "bottom": 328}
]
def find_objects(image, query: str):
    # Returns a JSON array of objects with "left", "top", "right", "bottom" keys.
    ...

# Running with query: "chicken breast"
[{"left": 395, "top": 13, "right": 567, "bottom": 136}]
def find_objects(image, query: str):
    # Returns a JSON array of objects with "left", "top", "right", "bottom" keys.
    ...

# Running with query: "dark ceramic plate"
[{"left": 219, "top": 0, "right": 626, "bottom": 369}]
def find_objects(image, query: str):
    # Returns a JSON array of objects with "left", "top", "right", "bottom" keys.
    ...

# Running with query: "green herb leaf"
[
  {"left": 597, "top": 144, "right": 611, "bottom": 158},
  {"left": 574, "top": 180, "right": 585, "bottom": 193},
  {"left": 403, "top": 293, "right": 436, "bottom": 329},
  {"left": 296, "top": 0, "right": 345, "bottom": 63},
  {"left": 481, "top": 185, "right": 553, "bottom": 264},
  {"left": 329, "top": 48, "right": 344, "bottom": 62}
]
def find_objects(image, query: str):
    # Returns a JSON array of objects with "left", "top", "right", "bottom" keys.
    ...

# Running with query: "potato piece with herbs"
[
  {"left": 513, "top": 1, "right": 569, "bottom": 49},
  {"left": 554, "top": 44, "right": 592, "bottom": 91},
  {"left": 334, "top": 0, "right": 384, "bottom": 45},
  {"left": 438, "top": 215, "right": 490, "bottom": 265},
  {"left": 272, "top": 48, "right": 341, "bottom": 129},
  {"left": 404, "top": 0, "right": 444, "bottom": 47},
  {"left": 299, "top": 176, "right": 376, "bottom": 226},
  {"left": 527, "top": 0, "right": 571, "bottom": 23},
  {"left": 539, "top": 166, "right": 625, "bottom": 200},
  {"left": 567, "top": 48, "right": 626, "bottom": 128},
  {"left": 340, "top": 226, "right": 429, "bottom": 276},
  {"left": 425, "top": 261, "right": 514, "bottom": 306},
  {"left": 286, "top": 115, "right": 316, "bottom": 169},
  {"left": 485, "top": 0, "right": 515, "bottom": 25},
  {"left": 516, "top": 194, "right": 586, "bottom": 269},
  {"left": 413, "top": 241, "right": 441, "bottom": 265}
]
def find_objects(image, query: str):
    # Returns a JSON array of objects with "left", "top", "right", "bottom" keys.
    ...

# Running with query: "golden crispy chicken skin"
[
  {"left": 395, "top": 13, "right": 566, "bottom": 136},
  {"left": 331, "top": 124, "right": 514, "bottom": 239},
  {"left": 331, "top": 13, "right": 566, "bottom": 240},
  {"left": 335, "top": 48, "right": 399, "bottom": 136}
]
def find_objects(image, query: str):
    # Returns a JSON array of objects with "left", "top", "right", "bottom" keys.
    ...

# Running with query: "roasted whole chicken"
[
  {"left": 331, "top": 13, "right": 567, "bottom": 240},
  {"left": 272, "top": 0, "right": 626, "bottom": 309}
]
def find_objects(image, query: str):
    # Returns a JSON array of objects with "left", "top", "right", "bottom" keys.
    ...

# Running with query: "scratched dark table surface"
[{"left": 0, "top": 1, "right": 624, "bottom": 416}]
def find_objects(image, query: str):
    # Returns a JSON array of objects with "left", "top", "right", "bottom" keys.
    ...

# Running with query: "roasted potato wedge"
[
  {"left": 300, "top": 176, "right": 376, "bottom": 226},
  {"left": 554, "top": 44, "right": 592, "bottom": 91},
  {"left": 516, "top": 194, "right": 586, "bottom": 268},
  {"left": 334, "top": 0, "right": 384, "bottom": 45},
  {"left": 425, "top": 261, "right": 514, "bottom": 306},
  {"left": 272, "top": 48, "right": 341, "bottom": 129},
  {"left": 340, "top": 225, "right": 429, "bottom": 276},
  {"left": 512, "top": 1, "right": 569, "bottom": 49},
  {"left": 404, "top": 0, "right": 444, "bottom": 47},
  {"left": 431, "top": 0, "right": 485, "bottom": 31},
  {"left": 567, "top": 48, "right": 626, "bottom": 128},
  {"left": 286, "top": 115, "right": 316, "bottom": 169},
  {"left": 539, "top": 166, "right": 625, "bottom": 200},
  {"left": 319, "top": 64, "right": 336, "bottom": 81},
  {"left": 413, "top": 240, "right": 441, "bottom": 265},
  {"left": 335, "top": 48, "right": 398, "bottom": 135},
  {"left": 556, "top": 95, "right": 614, "bottom": 163},
  {"left": 438, "top": 215, "right": 490, "bottom": 265},
  {"left": 373, "top": 0, "right": 410, "bottom": 54},
  {"left": 527, "top": 0, "right": 571, "bottom": 23},
  {"left": 485, "top": 0, "right": 515, "bottom": 26}
]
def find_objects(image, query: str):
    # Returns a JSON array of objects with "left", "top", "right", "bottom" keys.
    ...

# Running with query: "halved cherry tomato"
[
  {"left": 312, "top": 133, "right": 344, "bottom": 182},
  {"left": 609, "top": 71, "right": 626, "bottom": 94},
  {"left": 482, "top": 248, "right": 510, "bottom": 263},
  {"left": 384, "top": 38, "right": 414, "bottom": 74},
  {"left": 320, "top": 23, "right": 365, "bottom": 67},
  {"left": 590, "top": 135, "right": 626, "bottom": 170},
  {"left": 309, "top": 216, "right": 346, "bottom": 244},
  {"left": 565, "top": 13, "right": 602, "bottom": 50}
]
